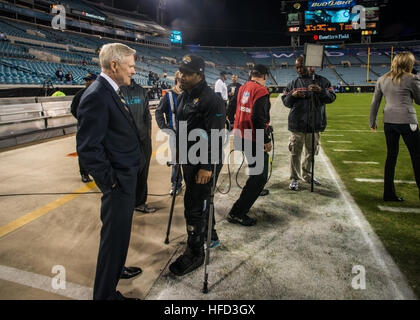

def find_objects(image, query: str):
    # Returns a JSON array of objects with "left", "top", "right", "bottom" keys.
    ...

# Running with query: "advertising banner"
[{"left": 308, "top": 0, "right": 356, "bottom": 10}]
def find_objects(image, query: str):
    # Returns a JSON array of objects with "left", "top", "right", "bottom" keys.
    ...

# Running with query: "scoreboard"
[{"left": 287, "top": 1, "right": 379, "bottom": 41}]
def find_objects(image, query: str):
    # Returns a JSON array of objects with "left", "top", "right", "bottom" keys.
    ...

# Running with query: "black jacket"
[
  {"left": 226, "top": 82, "right": 241, "bottom": 124},
  {"left": 282, "top": 74, "right": 336, "bottom": 133},
  {"left": 76, "top": 76, "right": 145, "bottom": 194},
  {"left": 119, "top": 81, "right": 151, "bottom": 144},
  {"left": 252, "top": 95, "right": 271, "bottom": 144},
  {"left": 177, "top": 79, "right": 226, "bottom": 171},
  {"left": 70, "top": 88, "right": 86, "bottom": 119}
]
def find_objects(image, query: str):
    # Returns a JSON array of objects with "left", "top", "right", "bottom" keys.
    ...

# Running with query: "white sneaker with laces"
[
  {"left": 304, "top": 177, "right": 321, "bottom": 186},
  {"left": 289, "top": 179, "right": 299, "bottom": 191}
]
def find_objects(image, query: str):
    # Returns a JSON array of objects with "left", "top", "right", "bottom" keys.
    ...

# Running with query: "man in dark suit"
[{"left": 77, "top": 43, "right": 145, "bottom": 300}]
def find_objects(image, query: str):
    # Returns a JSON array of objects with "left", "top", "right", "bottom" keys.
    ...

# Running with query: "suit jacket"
[
  {"left": 76, "top": 76, "right": 145, "bottom": 194},
  {"left": 370, "top": 74, "right": 420, "bottom": 128}
]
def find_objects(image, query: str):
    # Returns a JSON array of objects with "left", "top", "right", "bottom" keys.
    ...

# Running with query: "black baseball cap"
[
  {"left": 83, "top": 73, "right": 97, "bottom": 81},
  {"left": 251, "top": 64, "right": 269, "bottom": 75},
  {"left": 179, "top": 54, "right": 205, "bottom": 74},
  {"left": 220, "top": 71, "right": 227, "bottom": 76}
]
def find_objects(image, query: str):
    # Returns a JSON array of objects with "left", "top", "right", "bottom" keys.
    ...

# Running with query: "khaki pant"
[{"left": 288, "top": 132, "right": 320, "bottom": 181}]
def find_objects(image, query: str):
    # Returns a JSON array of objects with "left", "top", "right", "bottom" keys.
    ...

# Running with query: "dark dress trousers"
[{"left": 76, "top": 76, "right": 145, "bottom": 300}]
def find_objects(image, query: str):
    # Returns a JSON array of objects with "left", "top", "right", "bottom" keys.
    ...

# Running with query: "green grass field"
[{"left": 322, "top": 93, "right": 420, "bottom": 298}]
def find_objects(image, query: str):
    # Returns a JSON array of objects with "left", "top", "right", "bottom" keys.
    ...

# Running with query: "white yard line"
[
  {"left": 335, "top": 115, "right": 369, "bottom": 117},
  {"left": 319, "top": 148, "right": 416, "bottom": 300},
  {"left": 343, "top": 161, "right": 379, "bottom": 165},
  {"left": 327, "top": 141, "right": 353, "bottom": 143},
  {"left": 0, "top": 265, "right": 92, "bottom": 300},
  {"left": 333, "top": 149, "right": 363, "bottom": 152},
  {"left": 378, "top": 206, "right": 420, "bottom": 214},
  {"left": 355, "top": 178, "right": 416, "bottom": 184},
  {"left": 326, "top": 130, "right": 384, "bottom": 133}
]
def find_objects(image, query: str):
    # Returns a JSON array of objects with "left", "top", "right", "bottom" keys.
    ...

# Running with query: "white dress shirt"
[
  {"left": 100, "top": 72, "right": 119, "bottom": 92},
  {"left": 215, "top": 78, "right": 228, "bottom": 101}
]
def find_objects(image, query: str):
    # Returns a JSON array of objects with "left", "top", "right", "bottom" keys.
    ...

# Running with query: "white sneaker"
[
  {"left": 289, "top": 179, "right": 299, "bottom": 191},
  {"left": 304, "top": 177, "right": 321, "bottom": 186}
]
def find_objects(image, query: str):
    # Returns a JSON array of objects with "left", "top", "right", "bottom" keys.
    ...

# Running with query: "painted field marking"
[
  {"left": 326, "top": 130, "right": 384, "bottom": 133},
  {"left": 319, "top": 148, "right": 411, "bottom": 299},
  {"left": 322, "top": 134, "right": 344, "bottom": 137},
  {"left": 327, "top": 141, "right": 353, "bottom": 143},
  {"left": 333, "top": 149, "right": 363, "bottom": 152},
  {"left": 343, "top": 161, "right": 379, "bottom": 165},
  {"left": 0, "top": 265, "right": 92, "bottom": 300},
  {"left": 378, "top": 206, "right": 420, "bottom": 214},
  {"left": 335, "top": 115, "right": 369, "bottom": 117},
  {"left": 0, "top": 182, "right": 97, "bottom": 239},
  {"left": 355, "top": 178, "right": 416, "bottom": 184}
]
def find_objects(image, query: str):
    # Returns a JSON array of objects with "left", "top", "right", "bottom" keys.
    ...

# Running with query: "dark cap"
[
  {"left": 179, "top": 54, "right": 205, "bottom": 74},
  {"left": 251, "top": 64, "right": 269, "bottom": 75},
  {"left": 83, "top": 73, "right": 97, "bottom": 81},
  {"left": 220, "top": 71, "right": 227, "bottom": 76}
]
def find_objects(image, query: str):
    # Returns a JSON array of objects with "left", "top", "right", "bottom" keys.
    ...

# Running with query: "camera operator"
[
  {"left": 282, "top": 56, "right": 336, "bottom": 191},
  {"left": 168, "top": 54, "right": 225, "bottom": 276}
]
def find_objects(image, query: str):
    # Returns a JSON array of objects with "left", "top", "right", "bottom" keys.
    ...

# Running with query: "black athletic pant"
[
  {"left": 384, "top": 123, "right": 420, "bottom": 198},
  {"left": 229, "top": 141, "right": 269, "bottom": 217},
  {"left": 93, "top": 170, "right": 138, "bottom": 300},
  {"left": 135, "top": 139, "right": 152, "bottom": 206},
  {"left": 182, "top": 164, "right": 222, "bottom": 254}
]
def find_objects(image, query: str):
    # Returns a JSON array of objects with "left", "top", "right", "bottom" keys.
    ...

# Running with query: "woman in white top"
[{"left": 370, "top": 52, "right": 420, "bottom": 201}]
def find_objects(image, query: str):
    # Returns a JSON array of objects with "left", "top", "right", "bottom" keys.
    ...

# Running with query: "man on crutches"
[{"left": 168, "top": 54, "right": 225, "bottom": 277}]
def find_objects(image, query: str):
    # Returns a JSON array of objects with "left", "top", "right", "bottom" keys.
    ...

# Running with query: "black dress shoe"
[
  {"left": 81, "top": 174, "right": 92, "bottom": 183},
  {"left": 115, "top": 291, "right": 140, "bottom": 300},
  {"left": 134, "top": 204, "right": 156, "bottom": 213},
  {"left": 260, "top": 189, "right": 269, "bottom": 197},
  {"left": 383, "top": 196, "right": 404, "bottom": 202},
  {"left": 120, "top": 266, "right": 142, "bottom": 279}
]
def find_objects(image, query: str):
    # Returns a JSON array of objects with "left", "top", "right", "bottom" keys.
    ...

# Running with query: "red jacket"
[{"left": 234, "top": 81, "right": 269, "bottom": 141}]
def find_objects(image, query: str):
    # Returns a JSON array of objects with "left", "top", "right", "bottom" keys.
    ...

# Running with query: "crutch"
[
  {"left": 164, "top": 162, "right": 181, "bottom": 244},
  {"left": 202, "top": 163, "right": 218, "bottom": 294}
]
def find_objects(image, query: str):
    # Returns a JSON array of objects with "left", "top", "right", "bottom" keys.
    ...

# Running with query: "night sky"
[{"left": 89, "top": 0, "right": 420, "bottom": 47}]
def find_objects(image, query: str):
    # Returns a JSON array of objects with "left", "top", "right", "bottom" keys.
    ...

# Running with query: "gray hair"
[{"left": 99, "top": 43, "right": 136, "bottom": 70}]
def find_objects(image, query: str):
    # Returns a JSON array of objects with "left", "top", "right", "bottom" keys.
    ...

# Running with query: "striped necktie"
[{"left": 117, "top": 89, "right": 131, "bottom": 113}]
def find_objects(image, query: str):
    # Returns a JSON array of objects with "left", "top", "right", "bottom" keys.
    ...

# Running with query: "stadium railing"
[{"left": 0, "top": 96, "right": 76, "bottom": 149}]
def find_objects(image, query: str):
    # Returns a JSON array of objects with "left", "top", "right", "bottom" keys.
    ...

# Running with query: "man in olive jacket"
[{"left": 282, "top": 56, "right": 336, "bottom": 191}]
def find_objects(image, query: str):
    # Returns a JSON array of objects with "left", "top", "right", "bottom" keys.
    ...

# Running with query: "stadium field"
[{"left": 321, "top": 93, "right": 420, "bottom": 297}]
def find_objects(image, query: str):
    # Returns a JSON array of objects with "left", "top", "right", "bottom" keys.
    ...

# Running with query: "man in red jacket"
[{"left": 228, "top": 64, "right": 272, "bottom": 227}]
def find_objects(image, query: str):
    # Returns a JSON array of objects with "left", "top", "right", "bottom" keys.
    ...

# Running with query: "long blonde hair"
[
  {"left": 385, "top": 51, "right": 415, "bottom": 85},
  {"left": 171, "top": 71, "right": 182, "bottom": 95}
]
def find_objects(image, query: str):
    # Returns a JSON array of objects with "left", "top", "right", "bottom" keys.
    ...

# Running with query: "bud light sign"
[{"left": 308, "top": 0, "right": 356, "bottom": 10}]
